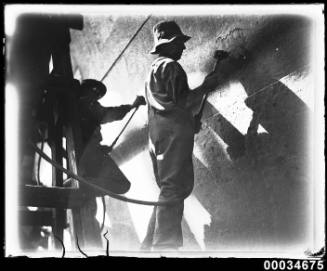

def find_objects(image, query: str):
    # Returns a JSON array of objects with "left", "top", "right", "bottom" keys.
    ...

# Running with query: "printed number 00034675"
[{"left": 263, "top": 260, "right": 324, "bottom": 270}]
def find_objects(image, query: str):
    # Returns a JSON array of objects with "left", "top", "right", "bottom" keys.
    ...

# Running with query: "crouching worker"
[{"left": 65, "top": 79, "right": 146, "bottom": 196}]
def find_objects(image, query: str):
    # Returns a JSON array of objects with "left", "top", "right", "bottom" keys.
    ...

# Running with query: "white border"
[{"left": 4, "top": 4, "right": 325, "bottom": 258}]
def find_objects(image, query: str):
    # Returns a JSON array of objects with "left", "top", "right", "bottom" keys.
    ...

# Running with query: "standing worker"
[{"left": 142, "top": 21, "right": 220, "bottom": 251}]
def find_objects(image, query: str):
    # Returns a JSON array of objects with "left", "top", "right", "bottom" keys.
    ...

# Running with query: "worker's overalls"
[
  {"left": 78, "top": 99, "right": 131, "bottom": 196},
  {"left": 143, "top": 57, "right": 195, "bottom": 249}
]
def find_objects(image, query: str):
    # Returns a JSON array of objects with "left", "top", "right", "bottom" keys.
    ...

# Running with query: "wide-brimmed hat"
[
  {"left": 150, "top": 20, "right": 191, "bottom": 54},
  {"left": 80, "top": 79, "right": 107, "bottom": 100}
]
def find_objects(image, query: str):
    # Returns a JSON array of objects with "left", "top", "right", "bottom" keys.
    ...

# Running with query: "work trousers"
[
  {"left": 143, "top": 107, "right": 195, "bottom": 249},
  {"left": 78, "top": 135, "right": 131, "bottom": 195}
]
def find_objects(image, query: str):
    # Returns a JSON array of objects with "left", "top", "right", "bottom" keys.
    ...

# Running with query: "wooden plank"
[
  {"left": 19, "top": 185, "right": 87, "bottom": 209},
  {"left": 54, "top": 98, "right": 66, "bottom": 249},
  {"left": 64, "top": 90, "right": 83, "bottom": 189},
  {"left": 47, "top": 94, "right": 67, "bottom": 249},
  {"left": 63, "top": 90, "right": 84, "bottom": 249},
  {"left": 63, "top": 89, "right": 103, "bottom": 250}
]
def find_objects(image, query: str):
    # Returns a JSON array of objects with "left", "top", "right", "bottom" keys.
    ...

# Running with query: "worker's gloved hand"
[
  {"left": 132, "top": 96, "right": 146, "bottom": 108},
  {"left": 201, "top": 72, "right": 220, "bottom": 93}
]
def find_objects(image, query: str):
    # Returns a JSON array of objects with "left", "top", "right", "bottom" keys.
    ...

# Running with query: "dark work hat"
[
  {"left": 150, "top": 20, "right": 191, "bottom": 54},
  {"left": 81, "top": 79, "right": 107, "bottom": 100}
]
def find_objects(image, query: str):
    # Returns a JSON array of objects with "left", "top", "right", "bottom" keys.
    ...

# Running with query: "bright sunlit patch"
[
  {"left": 100, "top": 106, "right": 147, "bottom": 148},
  {"left": 38, "top": 143, "right": 53, "bottom": 187},
  {"left": 95, "top": 197, "right": 112, "bottom": 229},
  {"left": 207, "top": 81, "right": 254, "bottom": 135},
  {"left": 63, "top": 229, "right": 72, "bottom": 251},
  {"left": 187, "top": 72, "right": 205, "bottom": 89},
  {"left": 5, "top": 83, "right": 19, "bottom": 256},
  {"left": 62, "top": 158, "right": 67, "bottom": 180},
  {"left": 258, "top": 124, "right": 268, "bottom": 134},
  {"left": 99, "top": 76, "right": 148, "bottom": 146},
  {"left": 73, "top": 68, "right": 82, "bottom": 82},
  {"left": 119, "top": 150, "right": 159, "bottom": 242},
  {"left": 184, "top": 195, "right": 211, "bottom": 250},
  {"left": 101, "top": 118, "right": 130, "bottom": 147},
  {"left": 99, "top": 78, "right": 148, "bottom": 149},
  {"left": 62, "top": 137, "right": 66, "bottom": 149},
  {"left": 4, "top": 6, "right": 19, "bottom": 36},
  {"left": 148, "top": 138, "right": 155, "bottom": 154},
  {"left": 99, "top": 83, "right": 123, "bottom": 107},
  {"left": 279, "top": 71, "right": 314, "bottom": 111},
  {"left": 193, "top": 142, "right": 209, "bottom": 168},
  {"left": 49, "top": 56, "right": 53, "bottom": 73}
]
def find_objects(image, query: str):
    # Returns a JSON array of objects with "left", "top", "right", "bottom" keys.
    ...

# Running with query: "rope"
[
  {"left": 103, "top": 230, "right": 110, "bottom": 257},
  {"left": 75, "top": 233, "right": 88, "bottom": 257},
  {"left": 53, "top": 234, "right": 65, "bottom": 258},
  {"left": 31, "top": 142, "right": 181, "bottom": 206},
  {"left": 100, "top": 15, "right": 151, "bottom": 82},
  {"left": 37, "top": 140, "right": 44, "bottom": 186}
]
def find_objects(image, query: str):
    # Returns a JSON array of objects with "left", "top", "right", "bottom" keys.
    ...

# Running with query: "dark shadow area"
[
  {"left": 8, "top": 13, "right": 84, "bottom": 252},
  {"left": 8, "top": 13, "right": 106, "bottom": 252},
  {"left": 195, "top": 77, "right": 310, "bottom": 249},
  {"left": 238, "top": 16, "right": 311, "bottom": 97},
  {"left": 8, "top": 13, "right": 84, "bottom": 162},
  {"left": 249, "top": 15, "right": 311, "bottom": 71},
  {"left": 202, "top": 103, "right": 246, "bottom": 160},
  {"left": 244, "top": 80, "right": 310, "bottom": 160},
  {"left": 192, "top": 156, "right": 222, "bottom": 210}
]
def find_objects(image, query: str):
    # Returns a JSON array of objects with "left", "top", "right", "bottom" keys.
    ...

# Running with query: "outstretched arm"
[
  {"left": 100, "top": 96, "right": 146, "bottom": 124},
  {"left": 100, "top": 105, "right": 133, "bottom": 124},
  {"left": 186, "top": 52, "right": 239, "bottom": 114}
]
